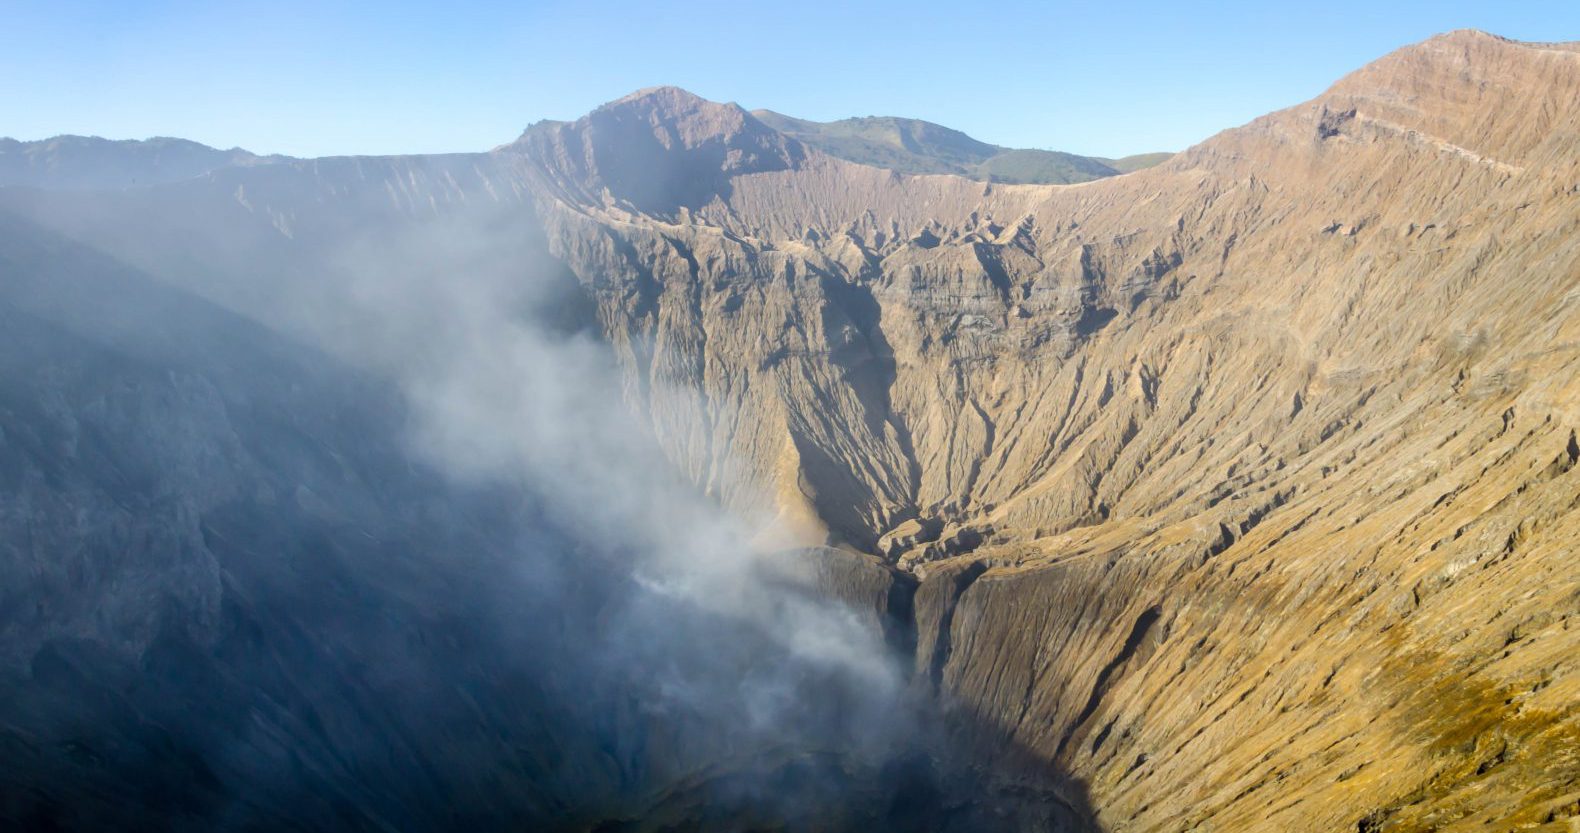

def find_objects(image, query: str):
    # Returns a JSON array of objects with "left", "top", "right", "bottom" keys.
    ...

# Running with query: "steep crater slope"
[
  {"left": 508, "top": 31, "right": 1580, "bottom": 831},
  {"left": 0, "top": 213, "right": 1100, "bottom": 831}
]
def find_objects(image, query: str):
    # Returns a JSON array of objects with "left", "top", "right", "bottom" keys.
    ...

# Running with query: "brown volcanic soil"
[{"left": 510, "top": 31, "right": 1580, "bottom": 831}]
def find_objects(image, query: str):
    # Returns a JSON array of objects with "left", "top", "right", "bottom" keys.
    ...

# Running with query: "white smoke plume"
[{"left": 312, "top": 200, "right": 917, "bottom": 767}]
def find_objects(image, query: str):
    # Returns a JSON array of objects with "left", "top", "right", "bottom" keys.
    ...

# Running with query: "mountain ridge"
[
  {"left": 2, "top": 89, "right": 1169, "bottom": 195},
  {"left": 0, "top": 134, "right": 289, "bottom": 190},
  {"left": 749, "top": 109, "right": 1169, "bottom": 184}
]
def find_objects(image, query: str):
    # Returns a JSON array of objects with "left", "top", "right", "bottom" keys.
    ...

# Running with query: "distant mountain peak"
[
  {"left": 1311, "top": 28, "right": 1580, "bottom": 168},
  {"left": 589, "top": 85, "right": 769, "bottom": 153},
  {"left": 0, "top": 135, "right": 287, "bottom": 190},
  {"left": 749, "top": 109, "right": 1170, "bottom": 184},
  {"left": 1335, "top": 28, "right": 1580, "bottom": 95},
  {"left": 509, "top": 86, "right": 800, "bottom": 215},
  {"left": 1419, "top": 27, "right": 1579, "bottom": 50},
  {"left": 605, "top": 85, "right": 718, "bottom": 112}
]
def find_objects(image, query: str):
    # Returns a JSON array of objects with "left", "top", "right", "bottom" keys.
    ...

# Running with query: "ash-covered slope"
[
  {"left": 0, "top": 213, "right": 614, "bottom": 829},
  {"left": 507, "top": 30, "right": 1580, "bottom": 830},
  {"left": 2, "top": 29, "right": 1577, "bottom": 833},
  {"left": 0, "top": 106, "right": 1091, "bottom": 832},
  {"left": 0, "top": 211, "right": 1072, "bottom": 832}
]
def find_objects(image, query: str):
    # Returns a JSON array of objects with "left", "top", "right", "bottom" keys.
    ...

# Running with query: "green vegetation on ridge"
[{"left": 750, "top": 110, "right": 1170, "bottom": 184}]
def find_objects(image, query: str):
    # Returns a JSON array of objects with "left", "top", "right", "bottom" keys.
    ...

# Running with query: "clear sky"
[{"left": 4, "top": 0, "right": 1577, "bottom": 159}]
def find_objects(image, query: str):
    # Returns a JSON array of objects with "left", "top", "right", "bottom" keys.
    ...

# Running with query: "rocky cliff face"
[
  {"left": 0, "top": 213, "right": 1068, "bottom": 832},
  {"left": 509, "top": 32, "right": 1580, "bottom": 830},
  {"left": 1, "top": 29, "right": 1576, "bottom": 832}
]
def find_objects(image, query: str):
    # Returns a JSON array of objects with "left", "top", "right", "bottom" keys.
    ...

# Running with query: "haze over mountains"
[
  {"left": 1, "top": 104, "right": 1169, "bottom": 190},
  {"left": 1, "top": 29, "right": 1578, "bottom": 833},
  {"left": 0, "top": 135, "right": 286, "bottom": 190},
  {"left": 748, "top": 111, "right": 1170, "bottom": 184}
]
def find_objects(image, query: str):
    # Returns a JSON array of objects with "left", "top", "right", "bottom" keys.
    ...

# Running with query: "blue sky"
[{"left": 4, "top": 0, "right": 1577, "bottom": 158}]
